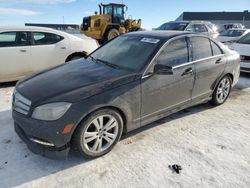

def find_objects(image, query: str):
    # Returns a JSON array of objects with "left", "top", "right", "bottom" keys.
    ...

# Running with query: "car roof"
[
  {"left": 0, "top": 26, "right": 85, "bottom": 39},
  {"left": 0, "top": 26, "right": 75, "bottom": 37},
  {"left": 125, "top": 31, "right": 192, "bottom": 40},
  {"left": 223, "top": 23, "right": 243, "bottom": 25},
  {"left": 226, "top": 28, "right": 248, "bottom": 31},
  {"left": 0, "top": 26, "right": 57, "bottom": 32},
  {"left": 168, "top": 20, "right": 211, "bottom": 24}
]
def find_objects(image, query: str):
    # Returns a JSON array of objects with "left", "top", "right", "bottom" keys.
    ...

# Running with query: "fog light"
[{"left": 30, "top": 138, "right": 55, "bottom": 147}]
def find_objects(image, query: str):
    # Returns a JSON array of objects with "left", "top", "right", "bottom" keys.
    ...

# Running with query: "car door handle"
[
  {"left": 20, "top": 49, "right": 27, "bottom": 52},
  {"left": 60, "top": 47, "right": 66, "bottom": 50},
  {"left": 215, "top": 58, "right": 223, "bottom": 64},
  {"left": 182, "top": 68, "right": 193, "bottom": 76}
]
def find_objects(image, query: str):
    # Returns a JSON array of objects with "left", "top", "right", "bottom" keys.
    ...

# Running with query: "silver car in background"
[
  {"left": 217, "top": 23, "right": 245, "bottom": 33},
  {"left": 218, "top": 29, "right": 250, "bottom": 45},
  {"left": 156, "top": 21, "right": 219, "bottom": 38}
]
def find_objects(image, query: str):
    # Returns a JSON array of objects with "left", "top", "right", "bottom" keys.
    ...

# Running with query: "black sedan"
[{"left": 12, "top": 31, "right": 240, "bottom": 159}]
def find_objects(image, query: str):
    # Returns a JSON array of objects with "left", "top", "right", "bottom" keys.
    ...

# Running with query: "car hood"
[{"left": 16, "top": 59, "right": 137, "bottom": 104}]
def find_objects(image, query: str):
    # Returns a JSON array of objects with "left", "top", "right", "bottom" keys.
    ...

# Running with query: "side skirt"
[{"left": 128, "top": 97, "right": 212, "bottom": 133}]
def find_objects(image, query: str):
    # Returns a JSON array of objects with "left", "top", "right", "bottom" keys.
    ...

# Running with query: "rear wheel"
[
  {"left": 210, "top": 75, "right": 232, "bottom": 105},
  {"left": 72, "top": 109, "right": 123, "bottom": 159},
  {"left": 105, "top": 29, "right": 120, "bottom": 41}
]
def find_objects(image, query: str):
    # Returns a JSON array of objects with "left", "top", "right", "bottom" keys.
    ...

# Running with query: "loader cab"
[{"left": 101, "top": 3, "right": 126, "bottom": 25}]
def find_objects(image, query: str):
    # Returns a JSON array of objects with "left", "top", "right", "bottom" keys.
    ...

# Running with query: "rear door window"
[
  {"left": 32, "top": 32, "right": 64, "bottom": 45},
  {"left": 194, "top": 24, "right": 208, "bottom": 33},
  {"left": 191, "top": 36, "right": 212, "bottom": 61},
  {"left": 186, "top": 24, "right": 208, "bottom": 33},
  {"left": 0, "top": 31, "right": 29, "bottom": 47},
  {"left": 210, "top": 40, "right": 223, "bottom": 56}
]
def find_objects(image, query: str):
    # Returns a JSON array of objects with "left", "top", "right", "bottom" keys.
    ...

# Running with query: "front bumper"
[
  {"left": 240, "top": 61, "right": 250, "bottom": 73},
  {"left": 12, "top": 109, "right": 80, "bottom": 159},
  {"left": 14, "top": 122, "right": 69, "bottom": 159}
]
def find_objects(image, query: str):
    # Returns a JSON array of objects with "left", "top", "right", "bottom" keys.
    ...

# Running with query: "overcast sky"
[{"left": 0, "top": 0, "right": 249, "bottom": 29}]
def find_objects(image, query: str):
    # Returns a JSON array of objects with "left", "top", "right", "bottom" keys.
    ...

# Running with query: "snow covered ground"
[{"left": 0, "top": 74, "right": 250, "bottom": 188}]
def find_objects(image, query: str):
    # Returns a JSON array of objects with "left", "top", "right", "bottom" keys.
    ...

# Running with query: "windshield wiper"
[
  {"left": 96, "top": 59, "right": 121, "bottom": 69},
  {"left": 88, "top": 56, "right": 121, "bottom": 69},
  {"left": 88, "top": 55, "right": 97, "bottom": 63}
]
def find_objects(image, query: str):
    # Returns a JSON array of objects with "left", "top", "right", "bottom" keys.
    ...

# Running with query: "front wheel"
[
  {"left": 210, "top": 75, "right": 232, "bottom": 105},
  {"left": 105, "top": 29, "right": 120, "bottom": 41},
  {"left": 72, "top": 109, "right": 123, "bottom": 159}
]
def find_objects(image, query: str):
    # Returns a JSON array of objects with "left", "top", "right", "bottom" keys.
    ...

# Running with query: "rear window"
[
  {"left": 156, "top": 22, "right": 188, "bottom": 31},
  {"left": 186, "top": 24, "right": 208, "bottom": 33},
  {"left": 220, "top": 30, "right": 245, "bottom": 37}
]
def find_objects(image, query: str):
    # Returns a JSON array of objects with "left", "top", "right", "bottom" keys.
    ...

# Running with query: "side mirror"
[{"left": 154, "top": 64, "right": 173, "bottom": 75}]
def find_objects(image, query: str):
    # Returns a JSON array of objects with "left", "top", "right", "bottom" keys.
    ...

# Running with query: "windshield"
[
  {"left": 103, "top": 5, "right": 124, "bottom": 17},
  {"left": 237, "top": 33, "right": 250, "bottom": 44},
  {"left": 156, "top": 22, "right": 188, "bottom": 31},
  {"left": 103, "top": 5, "right": 113, "bottom": 14},
  {"left": 88, "top": 36, "right": 162, "bottom": 72},
  {"left": 220, "top": 30, "right": 245, "bottom": 37},
  {"left": 113, "top": 6, "right": 124, "bottom": 17}
]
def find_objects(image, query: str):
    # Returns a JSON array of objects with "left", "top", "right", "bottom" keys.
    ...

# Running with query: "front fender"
[{"left": 69, "top": 78, "right": 141, "bottom": 138}]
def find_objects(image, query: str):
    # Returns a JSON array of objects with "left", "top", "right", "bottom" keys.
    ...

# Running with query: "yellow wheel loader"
[{"left": 81, "top": 3, "right": 142, "bottom": 42}]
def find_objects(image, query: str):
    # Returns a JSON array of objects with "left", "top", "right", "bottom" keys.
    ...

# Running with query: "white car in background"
[
  {"left": 0, "top": 26, "right": 99, "bottom": 83},
  {"left": 217, "top": 23, "right": 245, "bottom": 33},
  {"left": 231, "top": 32, "right": 250, "bottom": 73},
  {"left": 218, "top": 29, "right": 250, "bottom": 45}
]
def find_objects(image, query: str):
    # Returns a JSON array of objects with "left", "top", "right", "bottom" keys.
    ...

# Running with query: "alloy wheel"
[
  {"left": 216, "top": 77, "right": 231, "bottom": 103},
  {"left": 83, "top": 115, "right": 119, "bottom": 153}
]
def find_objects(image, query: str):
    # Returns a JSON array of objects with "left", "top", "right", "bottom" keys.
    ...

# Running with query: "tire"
[
  {"left": 131, "top": 27, "right": 142, "bottom": 32},
  {"left": 210, "top": 75, "right": 232, "bottom": 106},
  {"left": 105, "top": 29, "right": 120, "bottom": 41},
  {"left": 72, "top": 108, "right": 123, "bottom": 159}
]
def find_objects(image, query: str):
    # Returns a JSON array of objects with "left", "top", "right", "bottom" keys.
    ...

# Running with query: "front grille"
[
  {"left": 82, "top": 16, "right": 91, "bottom": 31},
  {"left": 240, "top": 55, "right": 250, "bottom": 61},
  {"left": 12, "top": 91, "right": 31, "bottom": 115}
]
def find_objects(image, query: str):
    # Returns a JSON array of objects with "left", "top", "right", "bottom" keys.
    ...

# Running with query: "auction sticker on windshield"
[{"left": 141, "top": 38, "right": 160, "bottom": 44}]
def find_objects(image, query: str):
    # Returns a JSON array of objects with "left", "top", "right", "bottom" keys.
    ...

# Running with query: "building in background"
[
  {"left": 176, "top": 11, "right": 250, "bottom": 29},
  {"left": 25, "top": 23, "right": 80, "bottom": 34}
]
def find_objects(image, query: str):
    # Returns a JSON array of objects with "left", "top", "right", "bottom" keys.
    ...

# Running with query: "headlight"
[{"left": 32, "top": 102, "right": 71, "bottom": 121}]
